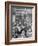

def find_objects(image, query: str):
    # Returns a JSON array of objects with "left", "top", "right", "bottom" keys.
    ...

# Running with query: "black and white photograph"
[
  {"left": 5, "top": 2, "right": 37, "bottom": 44},
  {"left": 11, "top": 6, "right": 32, "bottom": 38}
]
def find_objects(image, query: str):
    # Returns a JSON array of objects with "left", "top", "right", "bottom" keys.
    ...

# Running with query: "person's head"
[{"left": 21, "top": 30, "right": 25, "bottom": 35}]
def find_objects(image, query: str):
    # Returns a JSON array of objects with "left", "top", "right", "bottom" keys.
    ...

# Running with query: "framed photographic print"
[{"left": 5, "top": 1, "right": 37, "bottom": 45}]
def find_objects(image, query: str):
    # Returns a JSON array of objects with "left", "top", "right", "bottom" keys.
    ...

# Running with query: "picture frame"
[{"left": 5, "top": 1, "right": 37, "bottom": 45}]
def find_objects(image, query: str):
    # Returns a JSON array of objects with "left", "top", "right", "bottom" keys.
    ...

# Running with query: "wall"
[{"left": 0, "top": 0, "right": 38, "bottom": 46}]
